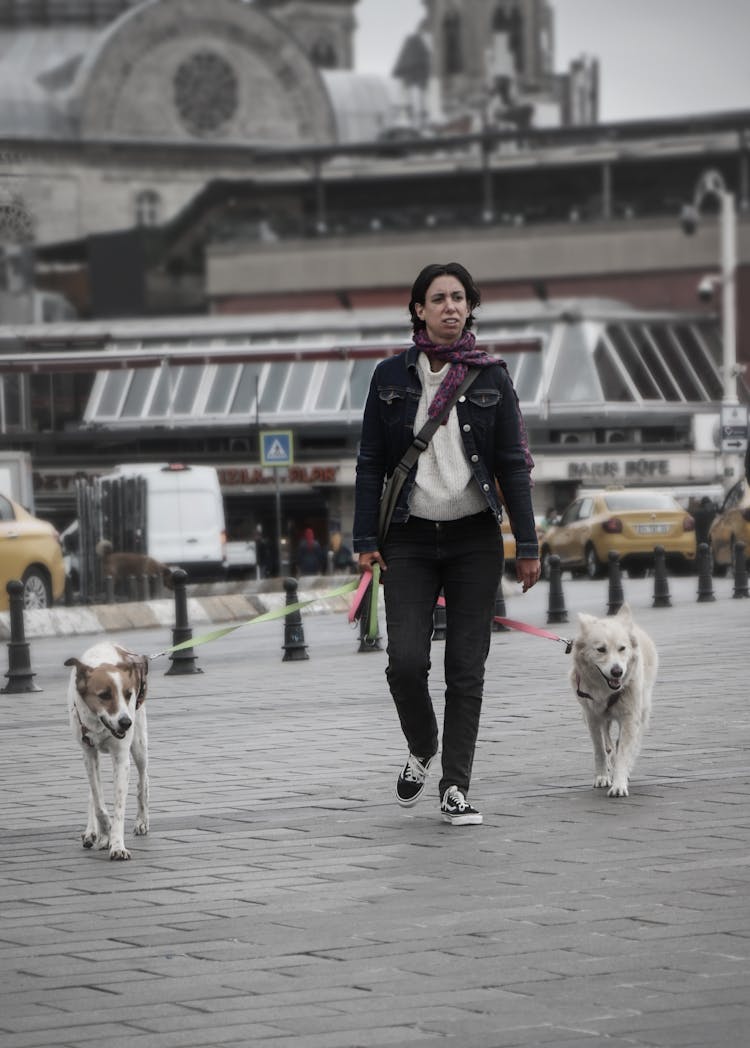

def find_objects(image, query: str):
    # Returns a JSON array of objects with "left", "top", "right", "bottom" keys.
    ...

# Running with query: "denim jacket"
[{"left": 353, "top": 345, "right": 539, "bottom": 559}]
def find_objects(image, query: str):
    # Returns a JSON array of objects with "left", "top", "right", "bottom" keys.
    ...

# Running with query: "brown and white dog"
[
  {"left": 96, "top": 540, "right": 174, "bottom": 591},
  {"left": 65, "top": 642, "right": 150, "bottom": 860}
]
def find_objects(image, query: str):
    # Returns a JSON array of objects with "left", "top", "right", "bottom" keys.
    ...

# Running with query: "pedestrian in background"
[
  {"left": 295, "top": 527, "right": 325, "bottom": 576},
  {"left": 329, "top": 531, "right": 354, "bottom": 573},
  {"left": 354, "top": 261, "right": 540, "bottom": 826}
]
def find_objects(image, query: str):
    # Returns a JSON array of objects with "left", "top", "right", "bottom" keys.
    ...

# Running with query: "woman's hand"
[
  {"left": 516, "top": 557, "right": 541, "bottom": 592},
  {"left": 358, "top": 551, "right": 387, "bottom": 574}
]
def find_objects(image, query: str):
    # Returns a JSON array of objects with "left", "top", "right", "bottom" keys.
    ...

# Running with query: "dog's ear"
[
  {"left": 577, "top": 612, "right": 597, "bottom": 629},
  {"left": 616, "top": 602, "right": 632, "bottom": 621},
  {"left": 64, "top": 657, "right": 86, "bottom": 671}
]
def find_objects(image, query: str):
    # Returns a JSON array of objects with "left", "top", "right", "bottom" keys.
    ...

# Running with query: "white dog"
[
  {"left": 570, "top": 604, "right": 657, "bottom": 798},
  {"left": 65, "top": 642, "right": 150, "bottom": 860}
]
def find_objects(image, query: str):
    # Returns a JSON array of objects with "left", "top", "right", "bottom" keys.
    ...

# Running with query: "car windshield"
[{"left": 603, "top": 492, "right": 679, "bottom": 511}]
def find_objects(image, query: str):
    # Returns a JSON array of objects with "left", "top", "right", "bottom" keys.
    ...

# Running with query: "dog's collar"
[
  {"left": 75, "top": 707, "right": 95, "bottom": 748},
  {"left": 575, "top": 674, "right": 621, "bottom": 710}
]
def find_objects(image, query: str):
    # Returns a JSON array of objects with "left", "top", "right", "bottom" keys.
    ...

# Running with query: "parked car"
[
  {"left": 0, "top": 494, "right": 65, "bottom": 610},
  {"left": 708, "top": 479, "right": 750, "bottom": 576},
  {"left": 540, "top": 488, "right": 696, "bottom": 580}
]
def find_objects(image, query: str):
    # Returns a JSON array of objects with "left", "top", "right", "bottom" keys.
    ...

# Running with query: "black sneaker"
[
  {"left": 396, "top": 752, "right": 436, "bottom": 807},
  {"left": 440, "top": 786, "right": 483, "bottom": 825}
]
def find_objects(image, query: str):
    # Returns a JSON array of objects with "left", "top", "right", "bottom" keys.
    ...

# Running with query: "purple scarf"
[
  {"left": 414, "top": 329, "right": 496, "bottom": 419},
  {"left": 414, "top": 328, "right": 535, "bottom": 473}
]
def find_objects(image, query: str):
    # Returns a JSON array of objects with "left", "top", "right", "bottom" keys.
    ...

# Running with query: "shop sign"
[
  {"left": 218, "top": 465, "right": 339, "bottom": 487},
  {"left": 568, "top": 459, "right": 671, "bottom": 481}
]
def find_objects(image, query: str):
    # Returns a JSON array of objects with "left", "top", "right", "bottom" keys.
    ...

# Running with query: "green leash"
[{"left": 150, "top": 578, "right": 360, "bottom": 659}]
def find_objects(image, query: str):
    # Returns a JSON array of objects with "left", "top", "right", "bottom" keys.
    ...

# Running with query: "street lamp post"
[
  {"left": 681, "top": 169, "right": 747, "bottom": 488},
  {"left": 681, "top": 168, "right": 738, "bottom": 406}
]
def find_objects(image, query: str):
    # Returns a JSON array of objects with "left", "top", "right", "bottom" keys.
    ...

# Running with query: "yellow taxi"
[
  {"left": 540, "top": 488, "right": 696, "bottom": 579},
  {"left": 708, "top": 479, "right": 750, "bottom": 575},
  {"left": 0, "top": 494, "right": 65, "bottom": 610}
]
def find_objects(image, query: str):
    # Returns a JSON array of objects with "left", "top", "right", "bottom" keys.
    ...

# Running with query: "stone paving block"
[{"left": 0, "top": 579, "right": 748, "bottom": 1047}]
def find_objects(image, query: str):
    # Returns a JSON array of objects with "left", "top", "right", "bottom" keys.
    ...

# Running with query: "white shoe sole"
[{"left": 441, "top": 812, "right": 483, "bottom": 825}]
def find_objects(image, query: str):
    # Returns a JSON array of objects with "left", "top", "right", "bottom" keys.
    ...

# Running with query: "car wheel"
[
  {"left": 585, "top": 544, "right": 604, "bottom": 580},
  {"left": 21, "top": 568, "right": 52, "bottom": 610}
]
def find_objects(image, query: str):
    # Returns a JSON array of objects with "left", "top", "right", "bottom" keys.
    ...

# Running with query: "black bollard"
[
  {"left": 127, "top": 575, "right": 138, "bottom": 602},
  {"left": 732, "top": 541, "right": 749, "bottom": 598},
  {"left": 1, "top": 580, "right": 42, "bottom": 694},
  {"left": 652, "top": 545, "right": 672, "bottom": 608},
  {"left": 696, "top": 542, "right": 716, "bottom": 603},
  {"left": 137, "top": 574, "right": 149, "bottom": 602},
  {"left": 492, "top": 577, "right": 510, "bottom": 632},
  {"left": 64, "top": 574, "right": 74, "bottom": 607},
  {"left": 282, "top": 577, "right": 309, "bottom": 661},
  {"left": 546, "top": 554, "right": 569, "bottom": 624},
  {"left": 104, "top": 575, "right": 115, "bottom": 604},
  {"left": 432, "top": 592, "right": 447, "bottom": 640},
  {"left": 165, "top": 568, "right": 202, "bottom": 675},
  {"left": 607, "top": 551, "right": 624, "bottom": 615}
]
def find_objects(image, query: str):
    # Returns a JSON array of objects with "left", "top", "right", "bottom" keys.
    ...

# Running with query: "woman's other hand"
[
  {"left": 516, "top": 557, "right": 541, "bottom": 592},
  {"left": 358, "top": 551, "right": 387, "bottom": 574}
]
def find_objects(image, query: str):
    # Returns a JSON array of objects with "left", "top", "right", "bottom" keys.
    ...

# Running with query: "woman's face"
[{"left": 415, "top": 275, "right": 470, "bottom": 345}]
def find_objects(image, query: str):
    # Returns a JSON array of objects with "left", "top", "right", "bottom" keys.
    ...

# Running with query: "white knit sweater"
[{"left": 408, "top": 354, "right": 487, "bottom": 521}]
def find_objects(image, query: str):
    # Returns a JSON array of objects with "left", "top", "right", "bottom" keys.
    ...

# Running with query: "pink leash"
[{"left": 436, "top": 595, "right": 572, "bottom": 654}]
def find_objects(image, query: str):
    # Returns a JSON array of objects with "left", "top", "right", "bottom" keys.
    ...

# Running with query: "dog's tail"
[{"left": 95, "top": 539, "right": 113, "bottom": 557}]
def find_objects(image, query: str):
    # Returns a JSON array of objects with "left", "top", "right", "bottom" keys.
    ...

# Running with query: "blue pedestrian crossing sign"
[{"left": 260, "top": 430, "right": 294, "bottom": 467}]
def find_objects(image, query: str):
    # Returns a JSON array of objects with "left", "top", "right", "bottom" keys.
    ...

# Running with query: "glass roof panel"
[
  {"left": 349, "top": 359, "right": 376, "bottom": 411},
  {"left": 120, "top": 368, "right": 155, "bottom": 418},
  {"left": 593, "top": 337, "right": 634, "bottom": 401},
  {"left": 647, "top": 326, "right": 705, "bottom": 400},
  {"left": 206, "top": 364, "right": 240, "bottom": 414},
  {"left": 280, "top": 362, "right": 316, "bottom": 412},
  {"left": 96, "top": 371, "right": 129, "bottom": 417},
  {"left": 315, "top": 361, "right": 348, "bottom": 411},
  {"left": 173, "top": 366, "right": 204, "bottom": 414},
  {"left": 676, "top": 324, "right": 723, "bottom": 400},
  {"left": 150, "top": 366, "right": 174, "bottom": 415},
  {"left": 229, "top": 364, "right": 264, "bottom": 416},
  {"left": 606, "top": 325, "right": 661, "bottom": 399},
  {"left": 549, "top": 326, "right": 600, "bottom": 401},
  {"left": 260, "top": 363, "right": 290, "bottom": 413}
]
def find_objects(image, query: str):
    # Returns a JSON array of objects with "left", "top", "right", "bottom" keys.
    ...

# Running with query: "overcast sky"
[{"left": 354, "top": 0, "right": 750, "bottom": 123}]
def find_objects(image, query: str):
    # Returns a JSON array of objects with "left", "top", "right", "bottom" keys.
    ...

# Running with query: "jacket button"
[
  {"left": 470, "top": 454, "right": 479, "bottom": 462},
  {"left": 458, "top": 395, "right": 466, "bottom": 402},
  {"left": 482, "top": 483, "right": 490, "bottom": 491},
  {"left": 462, "top": 424, "right": 471, "bottom": 432}
]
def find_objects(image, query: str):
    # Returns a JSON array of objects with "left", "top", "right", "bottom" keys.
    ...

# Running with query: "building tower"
[{"left": 257, "top": 0, "right": 359, "bottom": 70}]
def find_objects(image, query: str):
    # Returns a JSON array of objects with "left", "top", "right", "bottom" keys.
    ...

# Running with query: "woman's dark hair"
[{"left": 408, "top": 262, "right": 481, "bottom": 333}]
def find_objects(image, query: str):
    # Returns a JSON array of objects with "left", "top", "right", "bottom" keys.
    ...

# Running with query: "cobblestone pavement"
[{"left": 1, "top": 575, "right": 749, "bottom": 1048}]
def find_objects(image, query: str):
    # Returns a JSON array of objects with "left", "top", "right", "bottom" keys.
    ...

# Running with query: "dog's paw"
[
  {"left": 109, "top": 846, "right": 132, "bottom": 861},
  {"left": 82, "top": 831, "right": 96, "bottom": 849},
  {"left": 593, "top": 775, "right": 612, "bottom": 789},
  {"left": 608, "top": 782, "right": 629, "bottom": 798},
  {"left": 133, "top": 818, "right": 149, "bottom": 837}
]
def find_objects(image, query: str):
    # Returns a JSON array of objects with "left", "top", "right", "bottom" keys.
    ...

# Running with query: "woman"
[{"left": 353, "top": 261, "right": 540, "bottom": 826}]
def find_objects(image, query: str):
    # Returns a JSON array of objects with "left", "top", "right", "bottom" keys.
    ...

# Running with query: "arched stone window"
[
  {"left": 443, "top": 13, "right": 463, "bottom": 76},
  {"left": 134, "top": 189, "right": 162, "bottom": 228}
]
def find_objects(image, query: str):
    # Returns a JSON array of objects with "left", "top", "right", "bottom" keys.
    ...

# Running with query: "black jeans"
[{"left": 382, "top": 511, "right": 502, "bottom": 799}]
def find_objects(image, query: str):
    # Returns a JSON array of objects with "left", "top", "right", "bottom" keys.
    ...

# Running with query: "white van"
[{"left": 102, "top": 463, "right": 226, "bottom": 577}]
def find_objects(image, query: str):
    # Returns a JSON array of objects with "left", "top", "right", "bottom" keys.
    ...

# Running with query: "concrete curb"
[{"left": 0, "top": 578, "right": 367, "bottom": 640}]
